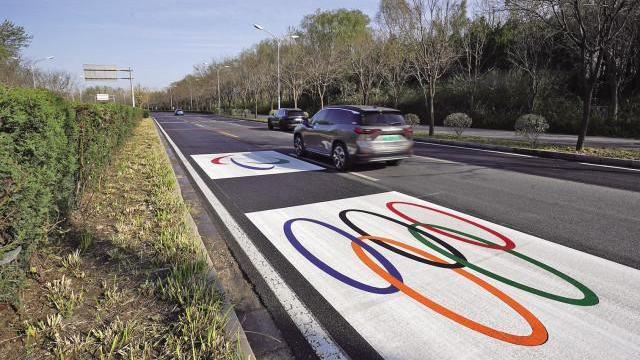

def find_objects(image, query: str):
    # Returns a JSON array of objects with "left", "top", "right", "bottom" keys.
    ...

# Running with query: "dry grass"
[{"left": 0, "top": 118, "right": 244, "bottom": 359}]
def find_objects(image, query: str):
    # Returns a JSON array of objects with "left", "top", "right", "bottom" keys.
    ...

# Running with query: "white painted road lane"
[{"left": 247, "top": 191, "right": 640, "bottom": 360}]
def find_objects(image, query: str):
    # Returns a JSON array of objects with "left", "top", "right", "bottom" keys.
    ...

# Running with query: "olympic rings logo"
[
  {"left": 283, "top": 201, "right": 599, "bottom": 346},
  {"left": 211, "top": 155, "right": 290, "bottom": 170}
]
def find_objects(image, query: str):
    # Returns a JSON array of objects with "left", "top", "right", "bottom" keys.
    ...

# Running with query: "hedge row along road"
[
  {"left": 0, "top": 85, "right": 144, "bottom": 303},
  {"left": 152, "top": 112, "right": 640, "bottom": 360}
]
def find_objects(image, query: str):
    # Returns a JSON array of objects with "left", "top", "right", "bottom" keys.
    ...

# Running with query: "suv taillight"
[{"left": 354, "top": 127, "right": 381, "bottom": 135}]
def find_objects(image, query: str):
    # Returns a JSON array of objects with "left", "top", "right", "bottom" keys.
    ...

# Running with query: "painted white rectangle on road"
[
  {"left": 246, "top": 191, "right": 640, "bottom": 360},
  {"left": 191, "top": 151, "right": 323, "bottom": 180}
]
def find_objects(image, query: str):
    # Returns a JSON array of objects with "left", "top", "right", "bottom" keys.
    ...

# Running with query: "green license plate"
[{"left": 379, "top": 135, "right": 402, "bottom": 141}]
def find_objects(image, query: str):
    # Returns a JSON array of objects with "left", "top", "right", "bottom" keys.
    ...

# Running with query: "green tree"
[{"left": 0, "top": 19, "right": 32, "bottom": 59}]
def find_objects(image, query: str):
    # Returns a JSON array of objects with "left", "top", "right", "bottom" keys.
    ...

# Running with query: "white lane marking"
[
  {"left": 218, "top": 131, "right": 239, "bottom": 138},
  {"left": 579, "top": 162, "right": 640, "bottom": 172},
  {"left": 157, "top": 121, "right": 185, "bottom": 124},
  {"left": 153, "top": 119, "right": 348, "bottom": 360},
  {"left": 413, "top": 155, "right": 460, "bottom": 164},
  {"left": 349, "top": 172, "right": 379, "bottom": 182},
  {"left": 195, "top": 124, "right": 205, "bottom": 127},
  {"left": 416, "top": 141, "right": 535, "bottom": 158}
]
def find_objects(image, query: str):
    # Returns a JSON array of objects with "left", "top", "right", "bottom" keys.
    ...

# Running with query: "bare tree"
[
  {"left": 377, "top": 0, "right": 412, "bottom": 107},
  {"left": 509, "top": 0, "right": 640, "bottom": 150},
  {"left": 349, "top": 31, "right": 386, "bottom": 105},
  {"left": 404, "top": 0, "right": 463, "bottom": 135},
  {"left": 458, "top": 1, "right": 498, "bottom": 111},
  {"left": 605, "top": 19, "right": 639, "bottom": 121},
  {"left": 507, "top": 19, "right": 554, "bottom": 112},
  {"left": 280, "top": 39, "right": 308, "bottom": 108}
]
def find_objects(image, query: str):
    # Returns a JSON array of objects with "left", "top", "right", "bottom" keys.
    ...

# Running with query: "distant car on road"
[
  {"left": 268, "top": 108, "right": 307, "bottom": 131},
  {"left": 293, "top": 105, "right": 413, "bottom": 170},
  {"left": 174, "top": 109, "right": 184, "bottom": 116}
]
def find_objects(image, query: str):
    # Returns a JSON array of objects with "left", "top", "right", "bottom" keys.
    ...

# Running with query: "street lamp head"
[
  {"left": 253, "top": 23, "right": 264, "bottom": 30},
  {"left": 223, "top": 65, "right": 230, "bottom": 68},
  {"left": 290, "top": 35, "right": 299, "bottom": 39},
  {"left": 46, "top": 56, "right": 55, "bottom": 60}
]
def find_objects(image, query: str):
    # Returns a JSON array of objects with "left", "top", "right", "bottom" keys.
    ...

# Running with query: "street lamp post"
[
  {"left": 216, "top": 65, "right": 230, "bottom": 112},
  {"left": 31, "top": 56, "right": 55, "bottom": 88},
  {"left": 253, "top": 24, "right": 298, "bottom": 110},
  {"left": 204, "top": 62, "right": 230, "bottom": 112}
]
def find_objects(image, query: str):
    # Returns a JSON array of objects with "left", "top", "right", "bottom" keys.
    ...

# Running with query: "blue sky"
[{"left": 5, "top": 0, "right": 379, "bottom": 89}]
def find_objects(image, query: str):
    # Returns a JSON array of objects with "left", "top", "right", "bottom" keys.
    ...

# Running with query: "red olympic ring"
[{"left": 386, "top": 202, "right": 516, "bottom": 250}]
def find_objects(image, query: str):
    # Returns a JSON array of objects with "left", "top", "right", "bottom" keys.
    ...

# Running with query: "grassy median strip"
[
  {"left": 414, "top": 131, "right": 640, "bottom": 160},
  {"left": 0, "top": 118, "right": 242, "bottom": 359}
]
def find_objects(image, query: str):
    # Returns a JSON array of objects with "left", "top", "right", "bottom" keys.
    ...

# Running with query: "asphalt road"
[{"left": 152, "top": 112, "right": 640, "bottom": 360}]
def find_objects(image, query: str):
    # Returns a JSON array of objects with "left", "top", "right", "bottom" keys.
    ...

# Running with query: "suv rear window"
[
  {"left": 286, "top": 110, "right": 305, "bottom": 117},
  {"left": 361, "top": 112, "right": 405, "bottom": 126}
]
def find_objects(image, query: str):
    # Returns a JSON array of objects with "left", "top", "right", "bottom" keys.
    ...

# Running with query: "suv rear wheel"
[
  {"left": 332, "top": 143, "right": 351, "bottom": 171},
  {"left": 294, "top": 135, "right": 306, "bottom": 157}
]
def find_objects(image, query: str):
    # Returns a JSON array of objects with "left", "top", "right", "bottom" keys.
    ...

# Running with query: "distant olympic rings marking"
[{"left": 211, "top": 154, "right": 290, "bottom": 170}]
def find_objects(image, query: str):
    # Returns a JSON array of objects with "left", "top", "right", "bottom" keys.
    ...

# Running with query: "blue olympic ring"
[{"left": 283, "top": 218, "right": 402, "bottom": 294}]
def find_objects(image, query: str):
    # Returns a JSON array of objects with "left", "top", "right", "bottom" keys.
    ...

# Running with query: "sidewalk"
[{"left": 415, "top": 125, "right": 640, "bottom": 150}]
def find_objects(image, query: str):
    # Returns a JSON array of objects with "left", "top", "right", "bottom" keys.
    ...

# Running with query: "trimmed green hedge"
[{"left": 0, "top": 85, "right": 143, "bottom": 303}]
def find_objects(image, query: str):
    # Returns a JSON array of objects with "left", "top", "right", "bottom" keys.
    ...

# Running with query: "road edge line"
[{"left": 153, "top": 118, "right": 350, "bottom": 360}]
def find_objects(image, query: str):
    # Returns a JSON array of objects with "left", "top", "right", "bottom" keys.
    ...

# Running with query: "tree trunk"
[
  {"left": 606, "top": 52, "right": 619, "bottom": 122},
  {"left": 609, "top": 76, "right": 619, "bottom": 122},
  {"left": 576, "top": 85, "right": 594, "bottom": 151},
  {"left": 530, "top": 76, "right": 538, "bottom": 113},
  {"left": 317, "top": 85, "right": 324, "bottom": 108},
  {"left": 428, "top": 82, "right": 435, "bottom": 136}
]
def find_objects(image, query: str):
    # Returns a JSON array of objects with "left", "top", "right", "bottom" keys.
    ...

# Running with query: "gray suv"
[{"left": 293, "top": 105, "right": 414, "bottom": 170}]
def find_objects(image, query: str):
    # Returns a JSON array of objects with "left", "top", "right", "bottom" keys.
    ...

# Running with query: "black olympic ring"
[{"left": 338, "top": 209, "right": 467, "bottom": 269}]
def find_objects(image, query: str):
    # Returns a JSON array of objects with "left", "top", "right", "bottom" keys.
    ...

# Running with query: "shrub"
[
  {"left": 143, "top": 109, "right": 150, "bottom": 118},
  {"left": 404, "top": 113, "right": 421, "bottom": 127},
  {"left": 515, "top": 114, "right": 549, "bottom": 148},
  {"left": 444, "top": 112, "right": 472, "bottom": 138},
  {"left": 0, "top": 85, "right": 143, "bottom": 304}
]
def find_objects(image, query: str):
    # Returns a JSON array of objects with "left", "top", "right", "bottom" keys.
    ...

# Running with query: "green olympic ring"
[{"left": 408, "top": 223, "right": 599, "bottom": 306}]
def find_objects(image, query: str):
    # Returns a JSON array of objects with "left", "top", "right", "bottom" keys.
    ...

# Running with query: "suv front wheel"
[
  {"left": 332, "top": 143, "right": 352, "bottom": 171},
  {"left": 294, "top": 135, "right": 306, "bottom": 157}
]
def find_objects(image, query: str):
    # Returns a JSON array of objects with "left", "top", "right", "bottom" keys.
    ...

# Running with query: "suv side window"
[
  {"left": 277, "top": 109, "right": 284, "bottom": 118},
  {"left": 312, "top": 109, "right": 326, "bottom": 125},
  {"left": 332, "top": 109, "right": 360, "bottom": 125}
]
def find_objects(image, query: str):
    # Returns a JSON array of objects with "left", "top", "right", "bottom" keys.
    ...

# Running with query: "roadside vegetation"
[
  {"left": 0, "top": 118, "right": 242, "bottom": 359},
  {"left": 148, "top": 0, "right": 640, "bottom": 150}
]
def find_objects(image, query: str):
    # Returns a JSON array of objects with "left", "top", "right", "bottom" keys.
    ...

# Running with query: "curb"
[
  {"left": 415, "top": 137, "right": 640, "bottom": 169},
  {"left": 151, "top": 118, "right": 256, "bottom": 360}
]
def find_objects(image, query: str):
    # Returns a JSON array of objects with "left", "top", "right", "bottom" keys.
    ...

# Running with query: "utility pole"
[
  {"left": 253, "top": 24, "right": 299, "bottom": 110},
  {"left": 129, "top": 67, "right": 135, "bottom": 107}
]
